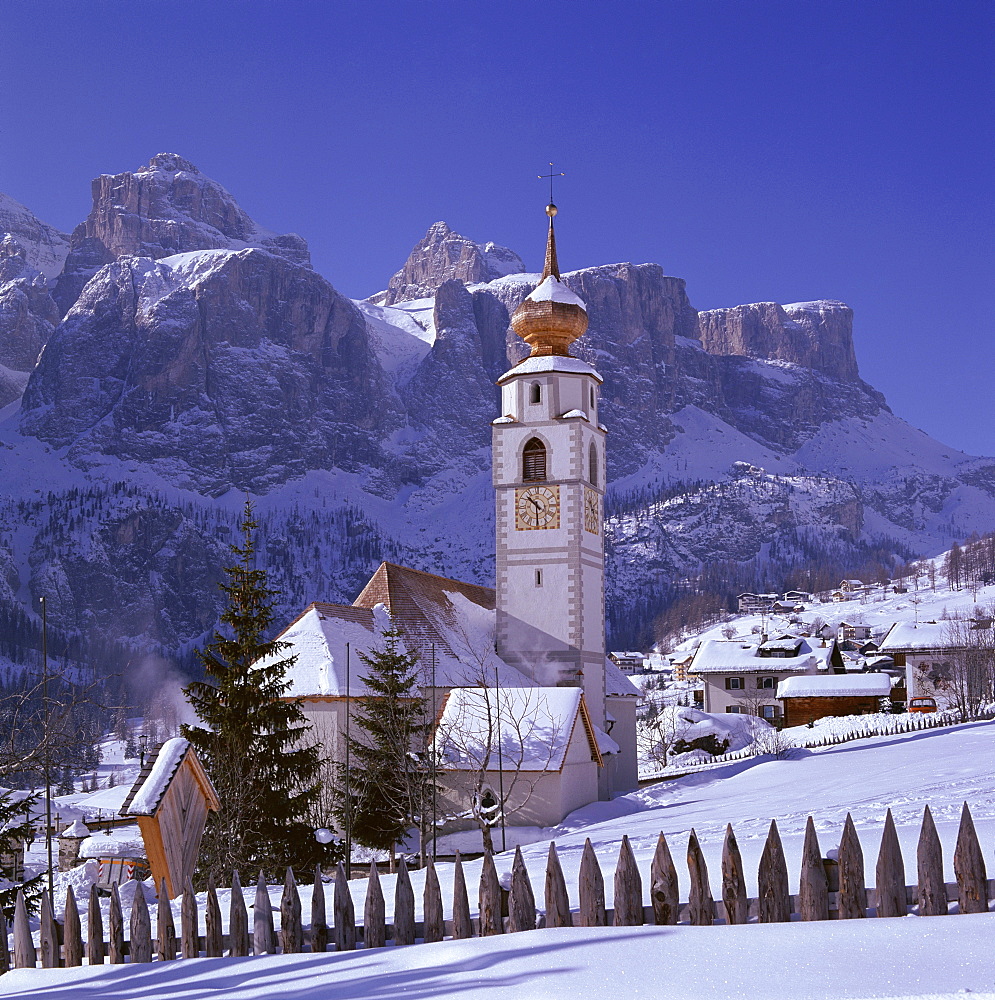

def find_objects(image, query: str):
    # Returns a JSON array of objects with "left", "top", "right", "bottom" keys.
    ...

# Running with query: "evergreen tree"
[
  {"left": 182, "top": 499, "right": 330, "bottom": 882},
  {"left": 337, "top": 628, "right": 433, "bottom": 853},
  {"left": 0, "top": 790, "right": 42, "bottom": 919}
]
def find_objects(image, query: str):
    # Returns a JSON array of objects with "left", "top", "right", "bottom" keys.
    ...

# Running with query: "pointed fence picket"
[{"left": 3, "top": 804, "right": 993, "bottom": 974}]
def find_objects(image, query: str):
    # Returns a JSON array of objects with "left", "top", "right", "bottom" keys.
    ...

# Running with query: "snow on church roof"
[
  {"left": 524, "top": 274, "right": 587, "bottom": 310},
  {"left": 498, "top": 354, "right": 603, "bottom": 383},
  {"left": 434, "top": 686, "right": 597, "bottom": 771}
]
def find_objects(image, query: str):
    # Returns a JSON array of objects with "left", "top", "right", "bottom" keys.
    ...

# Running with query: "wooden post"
[
  {"left": 253, "top": 871, "right": 275, "bottom": 955},
  {"left": 158, "top": 879, "right": 177, "bottom": 961},
  {"left": 954, "top": 802, "right": 988, "bottom": 914},
  {"left": 613, "top": 835, "right": 643, "bottom": 926},
  {"left": 798, "top": 816, "right": 829, "bottom": 921},
  {"left": 39, "top": 890, "right": 59, "bottom": 968},
  {"left": 229, "top": 870, "right": 250, "bottom": 957},
  {"left": 181, "top": 879, "right": 199, "bottom": 958},
  {"left": 280, "top": 868, "right": 303, "bottom": 954},
  {"left": 423, "top": 861, "right": 445, "bottom": 943},
  {"left": 544, "top": 841, "right": 572, "bottom": 928},
  {"left": 875, "top": 809, "right": 906, "bottom": 917},
  {"left": 394, "top": 857, "right": 416, "bottom": 945},
  {"left": 917, "top": 805, "right": 946, "bottom": 917},
  {"left": 206, "top": 875, "right": 224, "bottom": 957},
  {"left": 721, "top": 824, "right": 748, "bottom": 925},
  {"left": 479, "top": 849, "right": 504, "bottom": 936},
  {"left": 687, "top": 829, "right": 714, "bottom": 926},
  {"left": 0, "top": 905, "right": 8, "bottom": 973},
  {"left": 650, "top": 833, "right": 679, "bottom": 926},
  {"left": 509, "top": 846, "right": 537, "bottom": 932},
  {"left": 452, "top": 851, "right": 473, "bottom": 939},
  {"left": 63, "top": 885, "right": 83, "bottom": 967},
  {"left": 130, "top": 884, "right": 153, "bottom": 963},
  {"left": 88, "top": 883, "right": 105, "bottom": 966},
  {"left": 838, "top": 813, "right": 866, "bottom": 919},
  {"left": 758, "top": 820, "right": 791, "bottom": 923},
  {"left": 13, "top": 891, "right": 35, "bottom": 969},
  {"left": 333, "top": 862, "right": 356, "bottom": 951},
  {"left": 578, "top": 838, "right": 606, "bottom": 927},
  {"left": 108, "top": 884, "right": 125, "bottom": 964},
  {"left": 364, "top": 863, "right": 386, "bottom": 949},
  {"left": 311, "top": 867, "right": 328, "bottom": 954}
]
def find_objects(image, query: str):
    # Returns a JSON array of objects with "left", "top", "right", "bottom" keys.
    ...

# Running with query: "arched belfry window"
[
  {"left": 589, "top": 442, "right": 598, "bottom": 487},
  {"left": 529, "top": 383, "right": 542, "bottom": 404},
  {"left": 523, "top": 438, "right": 547, "bottom": 482}
]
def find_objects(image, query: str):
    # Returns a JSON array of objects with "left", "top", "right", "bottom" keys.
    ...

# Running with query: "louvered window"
[
  {"left": 589, "top": 442, "right": 598, "bottom": 487},
  {"left": 523, "top": 438, "right": 547, "bottom": 481}
]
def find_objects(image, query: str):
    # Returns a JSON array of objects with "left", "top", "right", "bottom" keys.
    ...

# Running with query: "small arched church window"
[
  {"left": 590, "top": 386, "right": 595, "bottom": 408},
  {"left": 523, "top": 438, "right": 547, "bottom": 481},
  {"left": 589, "top": 442, "right": 598, "bottom": 487},
  {"left": 530, "top": 383, "right": 542, "bottom": 404}
]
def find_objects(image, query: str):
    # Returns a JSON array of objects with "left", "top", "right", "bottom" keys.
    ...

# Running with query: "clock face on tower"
[
  {"left": 584, "top": 487, "right": 600, "bottom": 534},
  {"left": 515, "top": 485, "right": 560, "bottom": 530}
]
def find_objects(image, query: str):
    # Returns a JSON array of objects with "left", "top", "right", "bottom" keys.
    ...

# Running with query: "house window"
[
  {"left": 760, "top": 705, "right": 779, "bottom": 720},
  {"left": 530, "top": 383, "right": 542, "bottom": 404},
  {"left": 726, "top": 706, "right": 746, "bottom": 714},
  {"left": 589, "top": 442, "right": 598, "bottom": 487},
  {"left": 535, "top": 568, "right": 543, "bottom": 587},
  {"left": 757, "top": 676, "right": 779, "bottom": 689},
  {"left": 522, "top": 438, "right": 547, "bottom": 481},
  {"left": 724, "top": 676, "right": 745, "bottom": 690}
]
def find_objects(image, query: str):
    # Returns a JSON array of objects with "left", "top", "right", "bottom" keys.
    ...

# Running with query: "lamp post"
[
  {"left": 40, "top": 595, "right": 53, "bottom": 900},
  {"left": 138, "top": 734, "right": 149, "bottom": 769}
]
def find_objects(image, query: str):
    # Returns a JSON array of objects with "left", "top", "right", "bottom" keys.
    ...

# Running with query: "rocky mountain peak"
[
  {"left": 380, "top": 221, "right": 525, "bottom": 305},
  {"left": 697, "top": 298, "right": 860, "bottom": 381},
  {"left": 0, "top": 192, "right": 70, "bottom": 280},
  {"left": 52, "top": 153, "right": 311, "bottom": 315}
]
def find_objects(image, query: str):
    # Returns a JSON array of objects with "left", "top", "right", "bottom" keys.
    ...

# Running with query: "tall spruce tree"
[
  {"left": 337, "top": 628, "right": 433, "bottom": 853},
  {"left": 182, "top": 499, "right": 328, "bottom": 882}
]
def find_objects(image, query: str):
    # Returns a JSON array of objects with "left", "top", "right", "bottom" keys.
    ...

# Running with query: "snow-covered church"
[{"left": 271, "top": 202, "right": 640, "bottom": 846}]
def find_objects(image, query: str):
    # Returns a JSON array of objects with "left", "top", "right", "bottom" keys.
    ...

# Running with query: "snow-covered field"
[{"left": 13, "top": 720, "right": 995, "bottom": 999}]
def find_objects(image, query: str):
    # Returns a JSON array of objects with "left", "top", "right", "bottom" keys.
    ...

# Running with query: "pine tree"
[
  {"left": 182, "top": 499, "right": 329, "bottom": 883},
  {"left": 0, "top": 790, "right": 42, "bottom": 919},
  {"left": 337, "top": 628, "right": 433, "bottom": 853}
]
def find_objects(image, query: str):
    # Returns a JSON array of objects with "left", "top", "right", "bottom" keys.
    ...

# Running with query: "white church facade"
[{"left": 270, "top": 201, "right": 640, "bottom": 848}]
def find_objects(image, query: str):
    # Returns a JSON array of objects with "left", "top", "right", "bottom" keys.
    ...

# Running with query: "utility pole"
[
  {"left": 494, "top": 663, "right": 506, "bottom": 853},
  {"left": 41, "top": 595, "right": 53, "bottom": 900},
  {"left": 345, "top": 641, "right": 351, "bottom": 879}
]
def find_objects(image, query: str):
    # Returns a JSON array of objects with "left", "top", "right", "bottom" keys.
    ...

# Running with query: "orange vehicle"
[{"left": 909, "top": 697, "right": 938, "bottom": 713}]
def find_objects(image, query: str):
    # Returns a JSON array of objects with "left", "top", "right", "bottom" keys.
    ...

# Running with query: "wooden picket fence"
[{"left": 2, "top": 801, "right": 992, "bottom": 973}]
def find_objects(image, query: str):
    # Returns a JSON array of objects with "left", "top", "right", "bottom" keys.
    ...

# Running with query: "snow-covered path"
[{"left": 4, "top": 918, "right": 994, "bottom": 1000}]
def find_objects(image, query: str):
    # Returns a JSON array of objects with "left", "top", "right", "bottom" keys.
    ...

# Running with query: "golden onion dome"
[{"left": 510, "top": 205, "right": 588, "bottom": 357}]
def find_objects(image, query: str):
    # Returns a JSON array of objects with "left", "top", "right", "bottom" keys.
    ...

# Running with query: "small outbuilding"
[
  {"left": 119, "top": 738, "right": 219, "bottom": 898},
  {"left": 776, "top": 673, "right": 891, "bottom": 726}
]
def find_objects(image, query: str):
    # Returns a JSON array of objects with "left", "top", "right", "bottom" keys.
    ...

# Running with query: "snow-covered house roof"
[
  {"left": 776, "top": 674, "right": 891, "bottom": 699},
  {"left": 759, "top": 636, "right": 804, "bottom": 653},
  {"left": 605, "top": 658, "right": 641, "bottom": 696},
  {"left": 433, "top": 686, "right": 603, "bottom": 772},
  {"left": 80, "top": 826, "right": 144, "bottom": 860},
  {"left": 689, "top": 637, "right": 836, "bottom": 674},
  {"left": 120, "top": 737, "right": 219, "bottom": 818},
  {"left": 879, "top": 621, "right": 961, "bottom": 653}
]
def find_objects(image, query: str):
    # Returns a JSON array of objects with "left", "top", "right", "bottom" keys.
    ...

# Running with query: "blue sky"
[{"left": 1, "top": 0, "right": 992, "bottom": 453}]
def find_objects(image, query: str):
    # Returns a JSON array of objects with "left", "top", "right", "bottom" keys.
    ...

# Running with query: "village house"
[
  {"left": 878, "top": 620, "right": 974, "bottom": 709},
  {"left": 608, "top": 651, "right": 647, "bottom": 674},
  {"left": 776, "top": 674, "right": 892, "bottom": 726},
  {"left": 838, "top": 621, "right": 873, "bottom": 642},
  {"left": 783, "top": 590, "right": 813, "bottom": 604},
  {"left": 689, "top": 634, "right": 844, "bottom": 722},
  {"left": 736, "top": 592, "right": 779, "bottom": 614}
]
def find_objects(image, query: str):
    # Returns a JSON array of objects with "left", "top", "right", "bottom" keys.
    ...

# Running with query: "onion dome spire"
[{"left": 511, "top": 201, "right": 588, "bottom": 358}]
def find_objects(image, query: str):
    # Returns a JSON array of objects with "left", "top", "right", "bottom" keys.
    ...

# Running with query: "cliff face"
[
  {"left": 382, "top": 221, "right": 524, "bottom": 305},
  {"left": 23, "top": 248, "right": 398, "bottom": 494},
  {"left": 0, "top": 236, "right": 60, "bottom": 405},
  {"left": 0, "top": 193, "right": 69, "bottom": 280},
  {"left": 53, "top": 154, "right": 311, "bottom": 314},
  {"left": 698, "top": 300, "right": 860, "bottom": 381}
]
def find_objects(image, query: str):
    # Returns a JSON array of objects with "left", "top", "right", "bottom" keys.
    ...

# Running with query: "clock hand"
[{"left": 528, "top": 497, "right": 542, "bottom": 512}]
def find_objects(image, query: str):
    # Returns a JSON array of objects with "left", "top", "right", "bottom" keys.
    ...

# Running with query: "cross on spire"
[{"left": 538, "top": 162, "right": 565, "bottom": 206}]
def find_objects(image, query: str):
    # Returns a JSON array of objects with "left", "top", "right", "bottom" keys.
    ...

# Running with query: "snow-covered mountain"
[{"left": 0, "top": 153, "right": 993, "bottom": 674}]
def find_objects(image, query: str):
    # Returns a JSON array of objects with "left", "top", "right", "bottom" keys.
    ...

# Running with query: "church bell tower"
[{"left": 492, "top": 201, "right": 607, "bottom": 728}]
